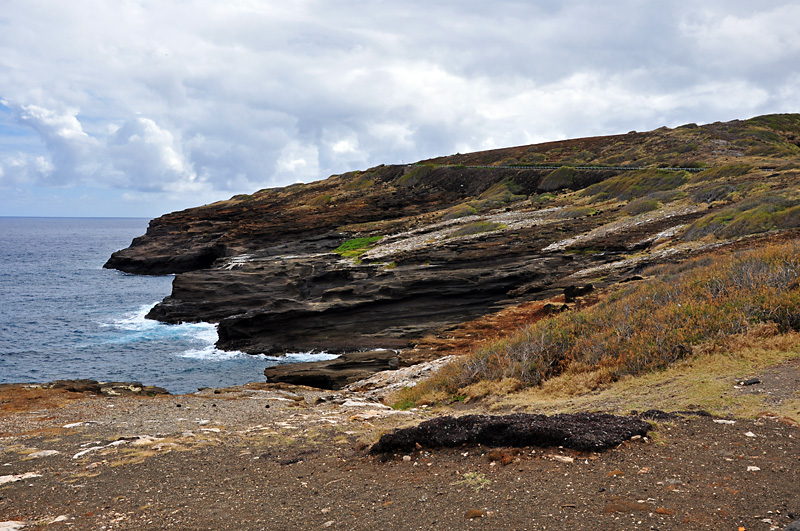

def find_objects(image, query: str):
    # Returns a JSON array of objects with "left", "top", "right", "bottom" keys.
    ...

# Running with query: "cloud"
[
  {"left": 0, "top": 104, "right": 201, "bottom": 194},
  {"left": 11, "top": 103, "right": 98, "bottom": 186},
  {"left": 108, "top": 117, "right": 197, "bottom": 192},
  {"left": 1, "top": 0, "right": 799, "bottom": 216}
]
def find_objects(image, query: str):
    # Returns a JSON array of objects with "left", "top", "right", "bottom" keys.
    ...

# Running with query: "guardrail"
[{"left": 409, "top": 163, "right": 708, "bottom": 172}]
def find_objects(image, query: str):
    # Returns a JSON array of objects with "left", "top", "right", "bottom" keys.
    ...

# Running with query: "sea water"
[{"left": 0, "top": 217, "right": 337, "bottom": 394}]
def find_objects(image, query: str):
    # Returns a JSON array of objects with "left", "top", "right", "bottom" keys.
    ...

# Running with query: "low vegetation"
[
  {"left": 449, "top": 221, "right": 506, "bottom": 238},
  {"left": 440, "top": 179, "right": 526, "bottom": 220},
  {"left": 538, "top": 166, "right": 576, "bottom": 192},
  {"left": 393, "top": 241, "right": 800, "bottom": 407},
  {"left": 582, "top": 168, "right": 689, "bottom": 202},
  {"left": 621, "top": 197, "right": 659, "bottom": 215},
  {"left": 334, "top": 236, "right": 382, "bottom": 258},
  {"left": 689, "top": 163, "right": 752, "bottom": 183},
  {"left": 683, "top": 194, "right": 800, "bottom": 240}
]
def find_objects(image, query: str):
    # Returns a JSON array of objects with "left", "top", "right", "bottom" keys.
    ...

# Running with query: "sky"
[{"left": 1, "top": 1, "right": 799, "bottom": 218}]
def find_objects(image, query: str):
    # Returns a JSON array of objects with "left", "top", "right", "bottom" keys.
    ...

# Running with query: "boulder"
[
  {"left": 46, "top": 379, "right": 170, "bottom": 396},
  {"left": 370, "top": 412, "right": 652, "bottom": 454},
  {"left": 264, "top": 350, "right": 399, "bottom": 390}
]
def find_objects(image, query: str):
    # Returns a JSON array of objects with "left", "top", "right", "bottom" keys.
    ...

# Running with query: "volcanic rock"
[
  {"left": 369, "top": 412, "right": 652, "bottom": 454},
  {"left": 103, "top": 115, "right": 800, "bottom": 383},
  {"left": 264, "top": 350, "right": 399, "bottom": 390},
  {"left": 46, "top": 379, "right": 170, "bottom": 396}
]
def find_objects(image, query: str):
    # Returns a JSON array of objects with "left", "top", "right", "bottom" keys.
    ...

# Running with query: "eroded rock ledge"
[
  {"left": 264, "top": 350, "right": 399, "bottom": 390},
  {"left": 106, "top": 163, "right": 707, "bottom": 361}
]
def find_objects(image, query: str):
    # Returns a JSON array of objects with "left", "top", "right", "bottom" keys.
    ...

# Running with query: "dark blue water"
[{"left": 0, "top": 217, "right": 336, "bottom": 394}]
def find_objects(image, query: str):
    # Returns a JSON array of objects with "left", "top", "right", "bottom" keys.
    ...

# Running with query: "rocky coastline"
[{"left": 103, "top": 115, "right": 800, "bottom": 387}]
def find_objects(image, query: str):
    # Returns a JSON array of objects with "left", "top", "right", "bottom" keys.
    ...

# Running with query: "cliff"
[{"left": 105, "top": 114, "right": 800, "bottom": 376}]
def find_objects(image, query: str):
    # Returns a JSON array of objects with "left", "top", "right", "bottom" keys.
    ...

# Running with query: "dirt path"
[{"left": 1, "top": 383, "right": 799, "bottom": 531}]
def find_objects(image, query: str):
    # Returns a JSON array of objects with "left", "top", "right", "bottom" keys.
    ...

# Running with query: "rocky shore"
[{"left": 1, "top": 370, "right": 799, "bottom": 530}]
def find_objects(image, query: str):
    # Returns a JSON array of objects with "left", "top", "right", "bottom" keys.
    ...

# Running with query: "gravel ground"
[{"left": 1, "top": 382, "right": 799, "bottom": 531}]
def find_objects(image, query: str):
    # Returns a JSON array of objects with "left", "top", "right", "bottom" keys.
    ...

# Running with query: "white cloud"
[
  {"left": 275, "top": 140, "right": 319, "bottom": 183},
  {"left": 0, "top": 0, "right": 799, "bottom": 216},
  {"left": 108, "top": 117, "right": 196, "bottom": 192}
]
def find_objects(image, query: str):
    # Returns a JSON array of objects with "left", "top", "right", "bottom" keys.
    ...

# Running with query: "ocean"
[{"left": 0, "top": 217, "right": 336, "bottom": 394}]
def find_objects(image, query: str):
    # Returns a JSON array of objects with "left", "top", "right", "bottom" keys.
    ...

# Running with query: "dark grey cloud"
[{"left": 0, "top": 0, "right": 798, "bottom": 216}]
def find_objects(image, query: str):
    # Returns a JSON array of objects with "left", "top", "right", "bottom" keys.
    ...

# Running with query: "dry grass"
[
  {"left": 392, "top": 241, "right": 800, "bottom": 411},
  {"left": 492, "top": 328, "right": 800, "bottom": 420}
]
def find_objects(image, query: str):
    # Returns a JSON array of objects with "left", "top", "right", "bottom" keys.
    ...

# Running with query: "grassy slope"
[
  {"left": 393, "top": 241, "right": 800, "bottom": 420},
  {"left": 384, "top": 115, "right": 800, "bottom": 417}
]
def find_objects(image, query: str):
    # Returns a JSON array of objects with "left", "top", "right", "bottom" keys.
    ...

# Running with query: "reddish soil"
[{"left": 1, "top": 383, "right": 798, "bottom": 530}]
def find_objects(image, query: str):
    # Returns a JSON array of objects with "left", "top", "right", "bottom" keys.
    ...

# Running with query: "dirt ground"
[{"left": 1, "top": 381, "right": 799, "bottom": 531}]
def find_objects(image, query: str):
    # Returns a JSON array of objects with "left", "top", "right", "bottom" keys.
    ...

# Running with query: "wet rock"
[
  {"left": 370, "top": 412, "right": 651, "bottom": 454},
  {"left": 264, "top": 350, "right": 399, "bottom": 390}
]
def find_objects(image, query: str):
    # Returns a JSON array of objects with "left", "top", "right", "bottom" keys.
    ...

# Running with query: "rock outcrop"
[
  {"left": 105, "top": 115, "right": 800, "bottom": 384},
  {"left": 264, "top": 350, "right": 399, "bottom": 390}
]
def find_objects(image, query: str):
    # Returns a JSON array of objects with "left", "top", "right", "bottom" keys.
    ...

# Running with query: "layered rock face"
[
  {"left": 105, "top": 115, "right": 800, "bottom": 385},
  {"left": 106, "top": 164, "right": 682, "bottom": 357}
]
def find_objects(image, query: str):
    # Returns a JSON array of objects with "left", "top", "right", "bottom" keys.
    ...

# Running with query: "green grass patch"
[
  {"left": 342, "top": 174, "right": 375, "bottom": 191},
  {"left": 441, "top": 203, "right": 478, "bottom": 220},
  {"left": 309, "top": 194, "right": 332, "bottom": 207},
  {"left": 550, "top": 206, "right": 597, "bottom": 220},
  {"left": 473, "top": 179, "right": 526, "bottom": 210},
  {"left": 530, "top": 193, "right": 555, "bottom": 204},
  {"left": 439, "top": 178, "right": 526, "bottom": 220},
  {"left": 395, "top": 165, "right": 435, "bottom": 187},
  {"left": 334, "top": 236, "right": 382, "bottom": 258}
]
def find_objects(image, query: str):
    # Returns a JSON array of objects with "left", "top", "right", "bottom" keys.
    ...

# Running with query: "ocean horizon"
[{"left": 0, "top": 217, "right": 336, "bottom": 394}]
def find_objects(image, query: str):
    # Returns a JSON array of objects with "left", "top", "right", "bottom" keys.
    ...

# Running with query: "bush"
[
  {"left": 689, "top": 164, "right": 752, "bottom": 183},
  {"left": 582, "top": 169, "right": 689, "bottom": 202},
  {"left": 622, "top": 198, "right": 659, "bottom": 215},
  {"left": 683, "top": 195, "right": 800, "bottom": 240},
  {"left": 538, "top": 167, "right": 576, "bottom": 192},
  {"left": 450, "top": 221, "right": 506, "bottom": 238}
]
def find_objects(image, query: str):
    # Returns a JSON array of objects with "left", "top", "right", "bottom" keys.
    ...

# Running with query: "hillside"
[{"left": 105, "top": 113, "right": 800, "bottom": 385}]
